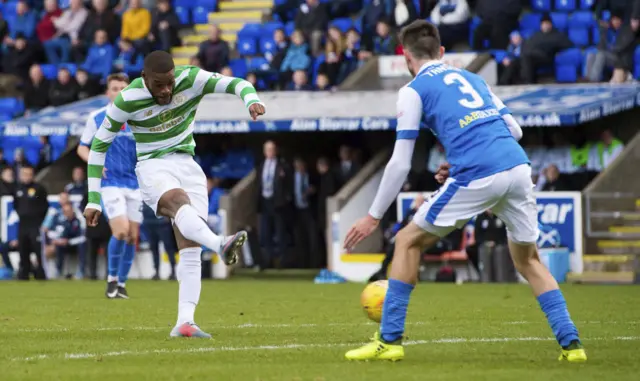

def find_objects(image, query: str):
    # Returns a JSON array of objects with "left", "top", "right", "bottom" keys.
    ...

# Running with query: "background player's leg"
[
  {"left": 117, "top": 221, "right": 139, "bottom": 292},
  {"left": 380, "top": 222, "right": 441, "bottom": 343},
  {"left": 107, "top": 216, "right": 129, "bottom": 283}
]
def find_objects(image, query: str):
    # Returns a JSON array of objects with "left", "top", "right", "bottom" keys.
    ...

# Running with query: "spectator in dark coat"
[
  {"left": 75, "top": 69, "right": 102, "bottom": 100},
  {"left": 75, "top": 0, "right": 121, "bottom": 62},
  {"left": 149, "top": 0, "right": 181, "bottom": 52},
  {"left": 334, "top": 144, "right": 360, "bottom": 187},
  {"left": 64, "top": 166, "right": 88, "bottom": 196},
  {"left": 196, "top": 25, "right": 230, "bottom": 73},
  {"left": 286, "top": 70, "right": 313, "bottom": 91},
  {"left": 81, "top": 29, "right": 115, "bottom": 80},
  {"left": 294, "top": 0, "right": 329, "bottom": 56},
  {"left": 541, "top": 164, "right": 571, "bottom": 191},
  {"left": 49, "top": 68, "right": 79, "bottom": 107},
  {"left": 362, "top": 19, "right": 398, "bottom": 56},
  {"left": 36, "top": 0, "right": 63, "bottom": 44},
  {"left": 0, "top": 166, "right": 15, "bottom": 197},
  {"left": 596, "top": 0, "right": 638, "bottom": 24},
  {"left": 472, "top": 0, "right": 522, "bottom": 50},
  {"left": 24, "top": 64, "right": 51, "bottom": 113},
  {"left": 362, "top": 0, "right": 392, "bottom": 38},
  {"left": 586, "top": 13, "right": 625, "bottom": 82},
  {"left": 2, "top": 35, "right": 38, "bottom": 82},
  {"left": 519, "top": 13, "right": 573, "bottom": 84},
  {"left": 498, "top": 31, "right": 523, "bottom": 85}
]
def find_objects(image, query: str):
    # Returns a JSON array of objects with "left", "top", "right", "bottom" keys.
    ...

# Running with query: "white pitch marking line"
[
  {"left": 11, "top": 320, "right": 639, "bottom": 334},
  {"left": 13, "top": 336, "right": 640, "bottom": 362}
]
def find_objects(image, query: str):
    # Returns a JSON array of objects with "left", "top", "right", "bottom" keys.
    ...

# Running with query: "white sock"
[
  {"left": 108, "top": 275, "right": 118, "bottom": 283},
  {"left": 117, "top": 282, "right": 125, "bottom": 288},
  {"left": 174, "top": 205, "right": 223, "bottom": 253},
  {"left": 176, "top": 247, "right": 202, "bottom": 325}
]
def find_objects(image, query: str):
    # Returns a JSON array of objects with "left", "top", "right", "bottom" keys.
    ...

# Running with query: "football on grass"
[{"left": 361, "top": 280, "right": 388, "bottom": 322}]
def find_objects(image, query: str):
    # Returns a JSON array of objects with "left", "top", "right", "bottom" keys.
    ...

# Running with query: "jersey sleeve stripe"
[
  {"left": 88, "top": 177, "right": 101, "bottom": 192},
  {"left": 107, "top": 101, "right": 131, "bottom": 123},
  {"left": 396, "top": 130, "right": 419, "bottom": 140},
  {"left": 225, "top": 78, "right": 243, "bottom": 95},
  {"left": 87, "top": 163, "right": 104, "bottom": 178},
  {"left": 87, "top": 191, "right": 102, "bottom": 205},
  {"left": 213, "top": 76, "right": 233, "bottom": 93},
  {"left": 91, "top": 137, "right": 112, "bottom": 153}
]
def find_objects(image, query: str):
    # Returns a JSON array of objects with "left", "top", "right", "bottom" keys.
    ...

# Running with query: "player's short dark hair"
[
  {"left": 399, "top": 20, "right": 441, "bottom": 60},
  {"left": 144, "top": 50, "right": 175, "bottom": 73},
  {"left": 107, "top": 73, "right": 130, "bottom": 85}
]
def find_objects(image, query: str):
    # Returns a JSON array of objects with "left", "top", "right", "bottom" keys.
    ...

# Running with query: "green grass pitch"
[{"left": 0, "top": 280, "right": 638, "bottom": 381}]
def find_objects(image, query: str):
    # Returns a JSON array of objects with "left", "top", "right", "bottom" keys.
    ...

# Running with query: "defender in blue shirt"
[
  {"left": 77, "top": 73, "right": 141, "bottom": 300},
  {"left": 343, "top": 20, "right": 585, "bottom": 363}
]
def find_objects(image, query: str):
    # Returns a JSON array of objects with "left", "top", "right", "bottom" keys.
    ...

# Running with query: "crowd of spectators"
[
  {"left": 254, "top": 140, "right": 363, "bottom": 269},
  {"left": 0, "top": 0, "right": 183, "bottom": 113}
]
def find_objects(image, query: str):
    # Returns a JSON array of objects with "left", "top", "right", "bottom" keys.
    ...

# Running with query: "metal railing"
[{"left": 585, "top": 192, "right": 640, "bottom": 239}]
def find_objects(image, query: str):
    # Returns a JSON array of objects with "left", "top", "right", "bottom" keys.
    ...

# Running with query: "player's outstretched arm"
[
  {"left": 488, "top": 85, "right": 523, "bottom": 141},
  {"left": 84, "top": 96, "right": 129, "bottom": 224},
  {"left": 343, "top": 86, "right": 421, "bottom": 251},
  {"left": 201, "top": 70, "right": 266, "bottom": 120}
]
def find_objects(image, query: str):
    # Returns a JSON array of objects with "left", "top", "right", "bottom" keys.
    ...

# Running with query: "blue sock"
[
  {"left": 118, "top": 243, "right": 136, "bottom": 285},
  {"left": 107, "top": 237, "right": 125, "bottom": 278},
  {"left": 380, "top": 279, "right": 415, "bottom": 343},
  {"left": 537, "top": 289, "right": 580, "bottom": 347}
]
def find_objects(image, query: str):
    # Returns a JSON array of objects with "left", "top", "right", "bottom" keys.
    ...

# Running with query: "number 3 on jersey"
[{"left": 443, "top": 73, "right": 484, "bottom": 109}]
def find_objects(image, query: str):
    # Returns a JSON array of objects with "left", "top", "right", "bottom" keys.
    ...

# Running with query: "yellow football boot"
[
  {"left": 558, "top": 341, "right": 587, "bottom": 363},
  {"left": 345, "top": 332, "right": 404, "bottom": 361}
]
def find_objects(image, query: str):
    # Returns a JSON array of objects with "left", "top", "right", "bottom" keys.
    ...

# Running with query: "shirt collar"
[{"left": 417, "top": 60, "right": 442, "bottom": 74}]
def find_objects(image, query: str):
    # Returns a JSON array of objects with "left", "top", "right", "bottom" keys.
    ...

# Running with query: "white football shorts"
[
  {"left": 412, "top": 164, "right": 539, "bottom": 244},
  {"left": 101, "top": 186, "right": 143, "bottom": 223}
]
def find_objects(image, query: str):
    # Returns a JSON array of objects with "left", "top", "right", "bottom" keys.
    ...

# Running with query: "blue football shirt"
[
  {"left": 80, "top": 106, "right": 139, "bottom": 190},
  {"left": 398, "top": 61, "right": 529, "bottom": 182}
]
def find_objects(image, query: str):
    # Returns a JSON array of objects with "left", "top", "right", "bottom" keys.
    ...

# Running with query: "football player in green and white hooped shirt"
[{"left": 83, "top": 51, "right": 266, "bottom": 338}]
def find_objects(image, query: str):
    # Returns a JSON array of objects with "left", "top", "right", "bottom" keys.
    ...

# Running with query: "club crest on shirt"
[
  {"left": 158, "top": 109, "right": 174, "bottom": 123},
  {"left": 101, "top": 118, "right": 112, "bottom": 129},
  {"left": 28, "top": 188, "right": 36, "bottom": 197},
  {"left": 145, "top": 109, "right": 153, "bottom": 117}
]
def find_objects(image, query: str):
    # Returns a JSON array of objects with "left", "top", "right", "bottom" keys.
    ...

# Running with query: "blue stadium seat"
[
  {"left": 468, "top": 16, "right": 482, "bottom": 46},
  {"left": 175, "top": 6, "right": 190, "bottom": 24},
  {"left": 195, "top": 0, "right": 217, "bottom": 11},
  {"left": 519, "top": 13, "right": 542, "bottom": 35},
  {"left": 634, "top": 45, "right": 640, "bottom": 79},
  {"left": 58, "top": 0, "right": 70, "bottom": 9},
  {"left": 554, "top": 0, "right": 576, "bottom": 12},
  {"left": 238, "top": 23, "right": 263, "bottom": 38},
  {"left": 192, "top": 7, "right": 208, "bottom": 24},
  {"left": 331, "top": 18, "right": 353, "bottom": 33},
  {"left": 284, "top": 21, "right": 295, "bottom": 36},
  {"left": 591, "top": 26, "right": 599, "bottom": 44},
  {"left": 259, "top": 37, "right": 276, "bottom": 54},
  {"left": 229, "top": 58, "right": 248, "bottom": 78},
  {"left": 41, "top": 64, "right": 57, "bottom": 79},
  {"left": 248, "top": 57, "right": 269, "bottom": 71},
  {"left": 0, "top": 112, "right": 12, "bottom": 122},
  {"left": 49, "top": 135, "right": 69, "bottom": 161},
  {"left": 312, "top": 54, "right": 325, "bottom": 83},
  {"left": 568, "top": 27, "right": 589, "bottom": 47},
  {"left": 237, "top": 37, "right": 258, "bottom": 56},
  {"left": 531, "top": 0, "right": 551, "bottom": 12},
  {"left": 569, "top": 11, "right": 595, "bottom": 28},
  {"left": 601, "top": 10, "right": 611, "bottom": 21},
  {"left": 580, "top": 0, "right": 594, "bottom": 9},
  {"left": 0, "top": 98, "right": 24, "bottom": 117},
  {"left": 174, "top": 0, "right": 195, "bottom": 8},
  {"left": 550, "top": 12, "right": 569, "bottom": 31},
  {"left": 262, "top": 21, "right": 284, "bottom": 34},
  {"left": 555, "top": 48, "right": 582, "bottom": 82}
]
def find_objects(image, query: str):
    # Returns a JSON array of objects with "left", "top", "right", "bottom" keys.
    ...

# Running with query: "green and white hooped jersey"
[{"left": 86, "top": 65, "right": 262, "bottom": 208}]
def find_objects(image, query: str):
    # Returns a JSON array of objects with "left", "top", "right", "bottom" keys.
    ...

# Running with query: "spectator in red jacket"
[{"left": 36, "top": 0, "right": 63, "bottom": 44}]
